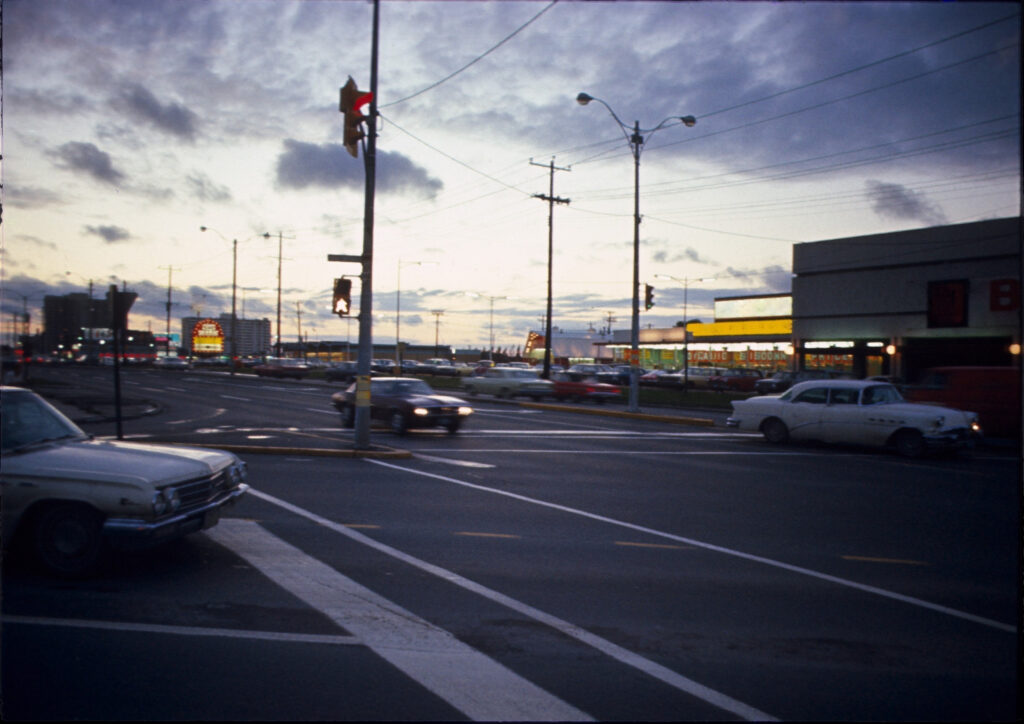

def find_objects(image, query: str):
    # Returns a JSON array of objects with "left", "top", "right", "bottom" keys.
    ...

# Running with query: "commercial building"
[
  {"left": 181, "top": 314, "right": 272, "bottom": 358},
  {"left": 792, "top": 216, "right": 1020, "bottom": 380}
]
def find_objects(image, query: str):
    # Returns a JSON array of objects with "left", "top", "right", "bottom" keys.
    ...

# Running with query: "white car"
[
  {"left": 1, "top": 386, "right": 249, "bottom": 576},
  {"left": 726, "top": 379, "right": 980, "bottom": 457},
  {"left": 462, "top": 367, "right": 554, "bottom": 400}
]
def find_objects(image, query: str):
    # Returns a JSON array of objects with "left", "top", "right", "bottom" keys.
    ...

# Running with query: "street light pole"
[
  {"left": 577, "top": 92, "right": 696, "bottom": 413},
  {"left": 396, "top": 260, "right": 436, "bottom": 367},
  {"left": 655, "top": 273, "right": 715, "bottom": 391}
]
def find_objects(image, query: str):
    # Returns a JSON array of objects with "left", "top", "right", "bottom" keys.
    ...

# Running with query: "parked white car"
[
  {"left": 462, "top": 367, "right": 554, "bottom": 400},
  {"left": 726, "top": 379, "right": 980, "bottom": 457},
  {"left": 1, "top": 386, "right": 249, "bottom": 576}
]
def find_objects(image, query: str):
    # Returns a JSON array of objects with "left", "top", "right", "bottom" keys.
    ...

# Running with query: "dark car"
[
  {"left": 253, "top": 357, "right": 311, "bottom": 379},
  {"left": 709, "top": 368, "right": 763, "bottom": 392},
  {"left": 598, "top": 364, "right": 646, "bottom": 386},
  {"left": 325, "top": 361, "right": 360, "bottom": 383},
  {"left": 331, "top": 377, "right": 473, "bottom": 435},
  {"left": 754, "top": 369, "right": 828, "bottom": 395}
]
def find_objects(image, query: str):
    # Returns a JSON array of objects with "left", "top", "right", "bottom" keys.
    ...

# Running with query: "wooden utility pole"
[{"left": 530, "top": 158, "right": 570, "bottom": 379}]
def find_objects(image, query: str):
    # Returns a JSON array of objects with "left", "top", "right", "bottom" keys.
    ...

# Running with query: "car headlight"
[
  {"left": 152, "top": 491, "right": 169, "bottom": 516},
  {"left": 227, "top": 460, "right": 248, "bottom": 484},
  {"left": 413, "top": 407, "right": 429, "bottom": 416},
  {"left": 458, "top": 406, "right": 473, "bottom": 416},
  {"left": 165, "top": 486, "right": 181, "bottom": 513}
]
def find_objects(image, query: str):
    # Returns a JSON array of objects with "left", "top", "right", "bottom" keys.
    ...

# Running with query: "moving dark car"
[{"left": 331, "top": 377, "right": 473, "bottom": 435}]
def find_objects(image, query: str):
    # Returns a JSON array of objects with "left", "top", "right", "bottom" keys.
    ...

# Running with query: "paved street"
[{"left": 3, "top": 367, "right": 1019, "bottom": 721}]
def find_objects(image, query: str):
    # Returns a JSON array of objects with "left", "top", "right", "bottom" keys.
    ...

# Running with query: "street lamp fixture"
[
  {"left": 654, "top": 274, "right": 715, "bottom": 391},
  {"left": 199, "top": 225, "right": 240, "bottom": 375},
  {"left": 577, "top": 92, "right": 697, "bottom": 412}
]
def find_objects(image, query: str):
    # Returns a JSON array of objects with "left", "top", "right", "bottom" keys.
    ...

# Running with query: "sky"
[{"left": 1, "top": 0, "right": 1020, "bottom": 354}]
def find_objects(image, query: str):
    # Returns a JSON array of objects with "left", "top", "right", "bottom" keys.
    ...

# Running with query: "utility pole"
[
  {"left": 295, "top": 301, "right": 305, "bottom": 359},
  {"left": 431, "top": 309, "right": 444, "bottom": 357},
  {"left": 530, "top": 157, "right": 570, "bottom": 379}
]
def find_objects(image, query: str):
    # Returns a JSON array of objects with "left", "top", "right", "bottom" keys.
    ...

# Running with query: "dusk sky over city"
[{"left": 1, "top": 0, "right": 1019, "bottom": 352}]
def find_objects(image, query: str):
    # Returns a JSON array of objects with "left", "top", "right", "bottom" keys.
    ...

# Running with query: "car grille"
[
  {"left": 167, "top": 471, "right": 230, "bottom": 512},
  {"left": 433, "top": 405, "right": 461, "bottom": 416}
]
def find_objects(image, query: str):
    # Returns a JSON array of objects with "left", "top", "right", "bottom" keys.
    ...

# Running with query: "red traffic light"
[{"left": 340, "top": 76, "right": 373, "bottom": 158}]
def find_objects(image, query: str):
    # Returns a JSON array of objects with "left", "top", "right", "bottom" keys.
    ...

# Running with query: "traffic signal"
[
  {"left": 644, "top": 283, "right": 655, "bottom": 310},
  {"left": 333, "top": 277, "right": 352, "bottom": 316},
  {"left": 339, "top": 76, "right": 373, "bottom": 158}
]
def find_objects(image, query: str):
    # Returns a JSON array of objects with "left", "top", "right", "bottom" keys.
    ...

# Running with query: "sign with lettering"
[{"left": 191, "top": 318, "right": 224, "bottom": 354}]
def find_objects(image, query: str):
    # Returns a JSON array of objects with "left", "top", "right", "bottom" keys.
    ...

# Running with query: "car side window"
[
  {"left": 792, "top": 387, "right": 828, "bottom": 404},
  {"left": 829, "top": 388, "right": 858, "bottom": 404}
]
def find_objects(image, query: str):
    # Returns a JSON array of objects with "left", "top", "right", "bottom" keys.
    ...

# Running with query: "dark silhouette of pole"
[{"left": 530, "top": 158, "right": 570, "bottom": 379}]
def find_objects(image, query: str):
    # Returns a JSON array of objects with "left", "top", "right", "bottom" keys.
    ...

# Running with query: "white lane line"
[
  {"left": 370, "top": 460, "right": 1016, "bottom": 635},
  {"left": 413, "top": 453, "right": 496, "bottom": 469},
  {"left": 206, "top": 519, "right": 592, "bottom": 723},
  {"left": 1, "top": 615, "right": 361, "bottom": 646},
  {"left": 245, "top": 489, "right": 776, "bottom": 722},
  {"left": 220, "top": 394, "right": 251, "bottom": 402}
]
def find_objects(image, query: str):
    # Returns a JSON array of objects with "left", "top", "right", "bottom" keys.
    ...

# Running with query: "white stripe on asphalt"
[
  {"left": 244, "top": 489, "right": 778, "bottom": 721},
  {"left": 205, "top": 518, "right": 593, "bottom": 723}
]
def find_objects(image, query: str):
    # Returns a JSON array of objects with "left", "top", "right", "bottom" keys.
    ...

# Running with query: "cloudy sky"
[{"left": 2, "top": 0, "right": 1019, "bottom": 353}]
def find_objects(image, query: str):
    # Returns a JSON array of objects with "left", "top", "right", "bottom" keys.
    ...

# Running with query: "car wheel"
[
  {"left": 445, "top": 420, "right": 462, "bottom": 435},
  {"left": 893, "top": 429, "right": 926, "bottom": 458},
  {"left": 389, "top": 410, "right": 409, "bottom": 435},
  {"left": 32, "top": 503, "right": 104, "bottom": 578},
  {"left": 761, "top": 418, "right": 789, "bottom": 444},
  {"left": 341, "top": 406, "right": 355, "bottom": 428}
]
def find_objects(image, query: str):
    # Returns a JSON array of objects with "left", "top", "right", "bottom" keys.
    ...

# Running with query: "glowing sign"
[{"left": 191, "top": 318, "right": 224, "bottom": 354}]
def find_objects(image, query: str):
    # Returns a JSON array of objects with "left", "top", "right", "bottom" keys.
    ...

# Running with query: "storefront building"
[{"left": 792, "top": 216, "right": 1021, "bottom": 380}]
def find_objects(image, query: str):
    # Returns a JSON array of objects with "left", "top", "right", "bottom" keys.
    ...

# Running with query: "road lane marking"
[
  {"left": 244, "top": 489, "right": 778, "bottom": 721},
  {"left": 414, "top": 453, "right": 496, "bottom": 468},
  {"left": 1, "top": 615, "right": 361, "bottom": 646},
  {"left": 455, "top": 531, "right": 520, "bottom": 539},
  {"left": 206, "top": 519, "right": 592, "bottom": 723},
  {"left": 842, "top": 555, "right": 929, "bottom": 566},
  {"left": 616, "top": 541, "right": 695, "bottom": 550},
  {"left": 368, "top": 460, "right": 1016, "bottom": 635},
  {"left": 220, "top": 394, "right": 252, "bottom": 402}
]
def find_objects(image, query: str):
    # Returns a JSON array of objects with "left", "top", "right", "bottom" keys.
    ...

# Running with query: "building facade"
[
  {"left": 181, "top": 314, "right": 272, "bottom": 358},
  {"left": 792, "top": 216, "right": 1021, "bottom": 380}
]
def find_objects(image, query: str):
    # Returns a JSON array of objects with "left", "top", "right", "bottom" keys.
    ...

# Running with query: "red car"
[
  {"left": 550, "top": 372, "right": 621, "bottom": 403},
  {"left": 709, "top": 368, "right": 763, "bottom": 392}
]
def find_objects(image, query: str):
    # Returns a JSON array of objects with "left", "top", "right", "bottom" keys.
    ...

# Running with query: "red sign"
[{"left": 191, "top": 318, "right": 225, "bottom": 354}]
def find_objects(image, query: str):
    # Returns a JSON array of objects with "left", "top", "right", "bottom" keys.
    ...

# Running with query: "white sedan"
[{"left": 726, "top": 379, "right": 980, "bottom": 457}]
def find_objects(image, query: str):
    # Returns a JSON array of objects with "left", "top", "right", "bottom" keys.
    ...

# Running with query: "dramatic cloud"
[
  {"left": 865, "top": 180, "right": 948, "bottom": 226},
  {"left": 275, "top": 139, "right": 443, "bottom": 197},
  {"left": 49, "top": 142, "right": 125, "bottom": 185},
  {"left": 114, "top": 84, "right": 200, "bottom": 141},
  {"left": 84, "top": 224, "right": 132, "bottom": 243}
]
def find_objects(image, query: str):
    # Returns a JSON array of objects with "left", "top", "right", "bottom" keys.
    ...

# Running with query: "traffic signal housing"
[
  {"left": 644, "top": 283, "right": 655, "bottom": 310},
  {"left": 333, "top": 277, "right": 352, "bottom": 316},
  {"left": 340, "top": 76, "right": 373, "bottom": 158}
]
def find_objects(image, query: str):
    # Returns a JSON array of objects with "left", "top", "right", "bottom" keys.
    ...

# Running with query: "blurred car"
[
  {"left": 754, "top": 369, "right": 828, "bottom": 395},
  {"left": 419, "top": 358, "right": 460, "bottom": 376},
  {"left": 0, "top": 386, "right": 248, "bottom": 576},
  {"left": 726, "top": 379, "right": 980, "bottom": 457},
  {"left": 550, "top": 372, "right": 621, "bottom": 403},
  {"left": 325, "top": 361, "right": 360, "bottom": 383},
  {"left": 709, "top": 368, "right": 764, "bottom": 392},
  {"left": 462, "top": 366, "right": 554, "bottom": 400},
  {"left": 372, "top": 359, "right": 397, "bottom": 374},
  {"left": 253, "top": 357, "right": 311, "bottom": 379},
  {"left": 639, "top": 369, "right": 673, "bottom": 386},
  {"left": 903, "top": 366, "right": 1020, "bottom": 439},
  {"left": 331, "top": 377, "right": 472, "bottom": 435},
  {"left": 565, "top": 363, "right": 615, "bottom": 381},
  {"left": 599, "top": 364, "right": 646, "bottom": 386},
  {"left": 153, "top": 356, "right": 190, "bottom": 370}
]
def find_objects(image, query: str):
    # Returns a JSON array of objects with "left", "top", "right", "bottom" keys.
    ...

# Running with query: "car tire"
[
  {"left": 341, "top": 406, "right": 355, "bottom": 428},
  {"left": 893, "top": 429, "right": 926, "bottom": 458},
  {"left": 32, "top": 503, "right": 105, "bottom": 578},
  {"left": 761, "top": 418, "right": 789, "bottom": 444},
  {"left": 445, "top": 420, "right": 462, "bottom": 435},
  {"left": 389, "top": 410, "right": 409, "bottom": 435}
]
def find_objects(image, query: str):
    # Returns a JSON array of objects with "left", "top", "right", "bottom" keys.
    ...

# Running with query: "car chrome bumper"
[
  {"left": 102, "top": 483, "right": 249, "bottom": 548},
  {"left": 725, "top": 417, "right": 740, "bottom": 428},
  {"left": 923, "top": 428, "right": 981, "bottom": 449}
]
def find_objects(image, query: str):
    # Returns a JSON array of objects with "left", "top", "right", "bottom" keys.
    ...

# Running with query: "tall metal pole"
[
  {"left": 629, "top": 120, "right": 642, "bottom": 413},
  {"left": 353, "top": 0, "right": 380, "bottom": 449},
  {"left": 231, "top": 239, "right": 238, "bottom": 375},
  {"left": 276, "top": 231, "right": 282, "bottom": 358}
]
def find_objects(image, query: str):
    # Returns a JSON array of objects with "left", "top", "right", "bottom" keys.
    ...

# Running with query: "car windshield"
[
  {"left": 377, "top": 379, "right": 434, "bottom": 396},
  {"left": 1, "top": 390, "right": 89, "bottom": 454}
]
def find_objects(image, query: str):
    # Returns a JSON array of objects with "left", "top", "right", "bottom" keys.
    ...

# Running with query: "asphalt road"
[{"left": 3, "top": 366, "right": 1019, "bottom": 721}]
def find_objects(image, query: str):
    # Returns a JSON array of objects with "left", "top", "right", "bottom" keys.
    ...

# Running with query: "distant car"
[
  {"left": 325, "top": 361, "right": 360, "bottom": 383},
  {"left": 463, "top": 366, "right": 554, "bottom": 400},
  {"left": 709, "top": 368, "right": 763, "bottom": 392},
  {"left": 419, "top": 358, "right": 460, "bottom": 376},
  {"left": 331, "top": 377, "right": 472, "bottom": 435},
  {"left": 254, "top": 358, "right": 310, "bottom": 379},
  {"left": 755, "top": 370, "right": 828, "bottom": 395},
  {"left": 153, "top": 356, "right": 190, "bottom": 370},
  {"left": 639, "top": 369, "right": 673, "bottom": 386},
  {"left": 599, "top": 365, "right": 645, "bottom": 386},
  {"left": 726, "top": 379, "right": 980, "bottom": 457},
  {"left": 372, "top": 359, "right": 397, "bottom": 374},
  {"left": 566, "top": 363, "right": 615, "bottom": 381},
  {"left": 550, "top": 372, "right": 621, "bottom": 403},
  {"left": 1, "top": 386, "right": 249, "bottom": 576}
]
